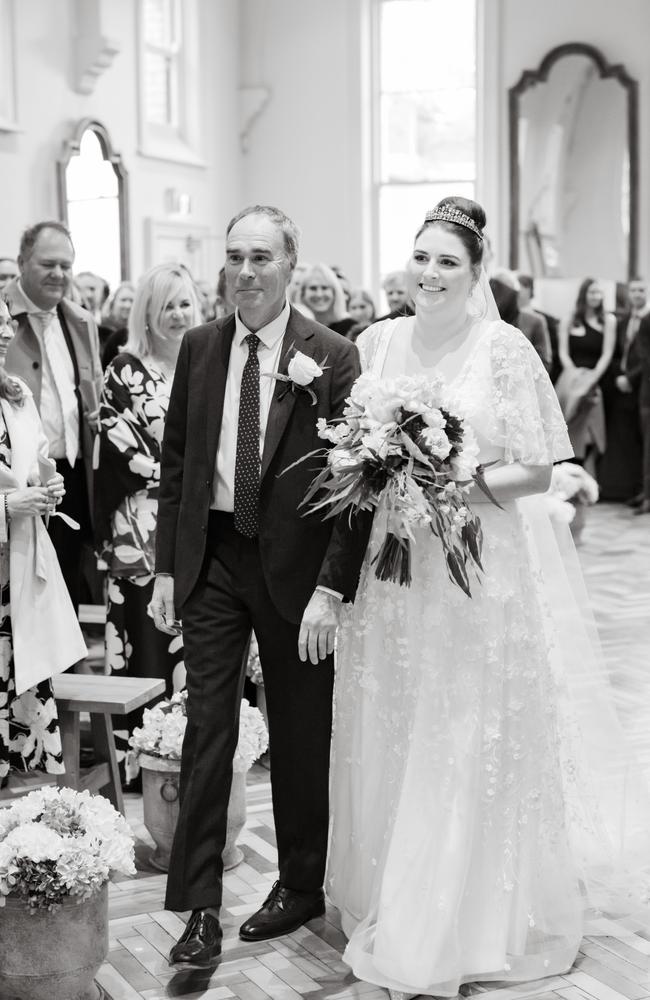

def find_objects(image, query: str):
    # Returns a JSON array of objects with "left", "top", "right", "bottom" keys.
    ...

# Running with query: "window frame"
[
  {"left": 136, "top": 0, "right": 204, "bottom": 166},
  {"left": 368, "top": 0, "right": 480, "bottom": 301}
]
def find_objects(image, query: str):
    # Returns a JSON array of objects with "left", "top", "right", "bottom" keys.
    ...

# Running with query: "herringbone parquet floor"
[{"left": 98, "top": 503, "right": 650, "bottom": 1000}]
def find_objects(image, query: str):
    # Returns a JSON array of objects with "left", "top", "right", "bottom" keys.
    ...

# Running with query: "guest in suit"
[
  {"left": 492, "top": 268, "right": 552, "bottom": 371},
  {"left": 150, "top": 205, "right": 370, "bottom": 968},
  {"left": 75, "top": 271, "right": 110, "bottom": 325},
  {"left": 100, "top": 281, "right": 135, "bottom": 367},
  {"left": 3, "top": 221, "right": 103, "bottom": 611},
  {"left": 599, "top": 278, "right": 648, "bottom": 502},
  {"left": 625, "top": 309, "right": 650, "bottom": 514},
  {"left": 0, "top": 297, "right": 87, "bottom": 789},
  {"left": 517, "top": 272, "right": 561, "bottom": 382}
]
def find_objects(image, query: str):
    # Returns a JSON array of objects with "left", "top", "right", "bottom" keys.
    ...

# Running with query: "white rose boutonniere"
[{"left": 266, "top": 345, "right": 327, "bottom": 404}]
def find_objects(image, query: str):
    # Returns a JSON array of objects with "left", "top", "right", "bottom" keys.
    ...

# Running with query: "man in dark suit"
[
  {"left": 517, "top": 272, "right": 561, "bottom": 382},
  {"left": 150, "top": 205, "right": 369, "bottom": 968},
  {"left": 612, "top": 279, "right": 649, "bottom": 506},
  {"left": 4, "top": 221, "right": 103, "bottom": 610},
  {"left": 624, "top": 305, "right": 650, "bottom": 514}
]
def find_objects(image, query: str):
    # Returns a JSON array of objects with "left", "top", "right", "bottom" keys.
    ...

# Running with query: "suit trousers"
[
  {"left": 47, "top": 458, "right": 92, "bottom": 613},
  {"left": 641, "top": 406, "right": 650, "bottom": 500},
  {"left": 164, "top": 511, "right": 334, "bottom": 913}
]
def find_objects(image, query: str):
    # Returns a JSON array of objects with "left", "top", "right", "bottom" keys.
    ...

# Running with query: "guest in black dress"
[
  {"left": 598, "top": 278, "right": 647, "bottom": 501},
  {"left": 556, "top": 278, "right": 616, "bottom": 476}
]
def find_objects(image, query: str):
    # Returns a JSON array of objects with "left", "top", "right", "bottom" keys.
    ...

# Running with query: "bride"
[{"left": 326, "top": 196, "right": 650, "bottom": 997}]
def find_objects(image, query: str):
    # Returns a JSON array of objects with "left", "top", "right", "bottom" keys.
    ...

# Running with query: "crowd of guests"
[{"left": 0, "top": 216, "right": 648, "bottom": 794}]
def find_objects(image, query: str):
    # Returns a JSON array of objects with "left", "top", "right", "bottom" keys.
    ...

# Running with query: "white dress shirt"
[
  {"left": 212, "top": 301, "right": 290, "bottom": 511},
  {"left": 15, "top": 281, "right": 79, "bottom": 462}
]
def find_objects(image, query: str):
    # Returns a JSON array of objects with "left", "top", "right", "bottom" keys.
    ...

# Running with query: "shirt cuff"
[{"left": 316, "top": 585, "right": 344, "bottom": 601}]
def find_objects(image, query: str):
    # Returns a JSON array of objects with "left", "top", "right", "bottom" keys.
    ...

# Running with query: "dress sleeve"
[
  {"left": 355, "top": 319, "right": 394, "bottom": 374},
  {"left": 488, "top": 322, "right": 573, "bottom": 464}
]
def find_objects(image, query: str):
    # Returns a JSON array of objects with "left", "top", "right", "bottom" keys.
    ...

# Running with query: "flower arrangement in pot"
[
  {"left": 129, "top": 690, "right": 268, "bottom": 872},
  {"left": 545, "top": 462, "right": 599, "bottom": 542},
  {"left": 0, "top": 786, "right": 135, "bottom": 1000}
]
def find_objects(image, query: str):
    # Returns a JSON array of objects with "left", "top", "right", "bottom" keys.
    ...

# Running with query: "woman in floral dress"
[
  {"left": 96, "top": 264, "right": 202, "bottom": 771},
  {"left": 0, "top": 298, "right": 86, "bottom": 786}
]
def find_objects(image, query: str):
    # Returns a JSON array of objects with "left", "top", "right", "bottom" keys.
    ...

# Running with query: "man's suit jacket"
[
  {"left": 627, "top": 313, "right": 650, "bottom": 409},
  {"left": 3, "top": 279, "right": 103, "bottom": 518},
  {"left": 156, "top": 307, "right": 371, "bottom": 623}
]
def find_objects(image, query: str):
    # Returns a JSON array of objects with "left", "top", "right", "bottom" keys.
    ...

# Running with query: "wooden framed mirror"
[
  {"left": 57, "top": 118, "right": 130, "bottom": 287},
  {"left": 508, "top": 43, "right": 638, "bottom": 280}
]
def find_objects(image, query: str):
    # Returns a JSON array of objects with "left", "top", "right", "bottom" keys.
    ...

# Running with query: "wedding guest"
[
  {"left": 492, "top": 268, "right": 552, "bottom": 371},
  {"left": 287, "top": 262, "right": 314, "bottom": 319},
  {"left": 556, "top": 278, "right": 616, "bottom": 475},
  {"left": 100, "top": 281, "right": 135, "bottom": 366},
  {"left": 517, "top": 272, "right": 559, "bottom": 378},
  {"left": 300, "top": 262, "right": 354, "bottom": 336},
  {"left": 625, "top": 309, "right": 650, "bottom": 514},
  {"left": 75, "top": 271, "right": 110, "bottom": 324},
  {"left": 346, "top": 288, "right": 377, "bottom": 343},
  {"left": 4, "top": 221, "right": 103, "bottom": 611},
  {"left": 197, "top": 279, "right": 218, "bottom": 322},
  {"left": 150, "top": 205, "right": 369, "bottom": 968},
  {"left": 599, "top": 277, "right": 648, "bottom": 502},
  {"left": 0, "top": 297, "right": 87, "bottom": 790},
  {"left": 377, "top": 269, "right": 414, "bottom": 319},
  {"left": 331, "top": 265, "right": 352, "bottom": 307},
  {"left": 95, "top": 263, "right": 200, "bottom": 776},
  {"left": 0, "top": 258, "right": 18, "bottom": 292}
]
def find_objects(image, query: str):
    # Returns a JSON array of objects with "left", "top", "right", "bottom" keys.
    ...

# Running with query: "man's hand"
[
  {"left": 616, "top": 374, "right": 632, "bottom": 393},
  {"left": 148, "top": 574, "right": 181, "bottom": 635},
  {"left": 298, "top": 590, "right": 342, "bottom": 665}
]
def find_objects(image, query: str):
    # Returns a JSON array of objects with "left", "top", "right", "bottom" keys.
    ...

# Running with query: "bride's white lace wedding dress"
[{"left": 327, "top": 317, "right": 644, "bottom": 997}]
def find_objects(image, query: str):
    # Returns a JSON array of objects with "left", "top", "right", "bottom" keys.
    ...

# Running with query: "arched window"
[{"left": 57, "top": 120, "right": 130, "bottom": 289}]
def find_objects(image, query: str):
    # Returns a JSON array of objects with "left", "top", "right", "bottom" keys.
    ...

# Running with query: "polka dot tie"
[{"left": 234, "top": 334, "right": 261, "bottom": 538}]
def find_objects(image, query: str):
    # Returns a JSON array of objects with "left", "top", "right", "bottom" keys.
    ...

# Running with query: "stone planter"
[
  {"left": 0, "top": 883, "right": 108, "bottom": 1000},
  {"left": 139, "top": 753, "right": 247, "bottom": 872}
]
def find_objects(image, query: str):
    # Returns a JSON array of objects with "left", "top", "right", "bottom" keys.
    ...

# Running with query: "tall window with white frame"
[
  {"left": 138, "top": 0, "right": 201, "bottom": 163},
  {"left": 142, "top": 0, "right": 181, "bottom": 130},
  {"left": 376, "top": 0, "right": 477, "bottom": 282}
]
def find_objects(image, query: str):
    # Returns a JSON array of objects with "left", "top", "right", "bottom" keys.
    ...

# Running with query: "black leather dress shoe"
[
  {"left": 239, "top": 881, "right": 325, "bottom": 941},
  {"left": 169, "top": 909, "right": 223, "bottom": 968}
]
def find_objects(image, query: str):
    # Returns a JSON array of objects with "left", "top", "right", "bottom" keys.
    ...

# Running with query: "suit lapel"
[
  {"left": 205, "top": 317, "right": 235, "bottom": 470},
  {"left": 261, "top": 309, "right": 315, "bottom": 480}
]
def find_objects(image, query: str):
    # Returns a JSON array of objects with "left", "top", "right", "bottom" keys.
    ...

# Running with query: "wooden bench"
[{"left": 52, "top": 674, "right": 166, "bottom": 815}]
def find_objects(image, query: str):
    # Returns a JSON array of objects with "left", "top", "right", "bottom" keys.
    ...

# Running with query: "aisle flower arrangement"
[
  {"left": 0, "top": 786, "right": 135, "bottom": 911},
  {"left": 292, "top": 372, "right": 499, "bottom": 594},
  {"left": 129, "top": 690, "right": 268, "bottom": 771}
]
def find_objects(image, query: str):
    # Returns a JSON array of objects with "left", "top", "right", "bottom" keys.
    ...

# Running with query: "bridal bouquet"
[
  {"left": 0, "top": 786, "right": 135, "bottom": 911},
  {"left": 298, "top": 372, "right": 498, "bottom": 594},
  {"left": 129, "top": 691, "right": 268, "bottom": 773}
]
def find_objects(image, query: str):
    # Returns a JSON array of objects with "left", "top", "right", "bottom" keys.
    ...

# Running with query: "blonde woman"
[
  {"left": 95, "top": 264, "right": 202, "bottom": 781},
  {"left": 300, "top": 262, "right": 354, "bottom": 336}
]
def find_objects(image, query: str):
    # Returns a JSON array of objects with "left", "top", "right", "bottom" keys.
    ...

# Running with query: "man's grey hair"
[
  {"left": 19, "top": 220, "right": 74, "bottom": 262},
  {"left": 226, "top": 205, "right": 300, "bottom": 269}
]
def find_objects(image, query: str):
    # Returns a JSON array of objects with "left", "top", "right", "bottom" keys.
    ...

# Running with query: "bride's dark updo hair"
[{"left": 416, "top": 196, "right": 487, "bottom": 270}]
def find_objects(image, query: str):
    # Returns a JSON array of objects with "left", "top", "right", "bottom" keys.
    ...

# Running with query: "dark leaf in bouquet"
[
  {"left": 461, "top": 518, "right": 484, "bottom": 571},
  {"left": 400, "top": 429, "right": 433, "bottom": 467},
  {"left": 446, "top": 548, "right": 472, "bottom": 598},
  {"left": 474, "top": 467, "right": 505, "bottom": 509},
  {"left": 440, "top": 409, "right": 464, "bottom": 445},
  {"left": 371, "top": 532, "right": 412, "bottom": 587}
]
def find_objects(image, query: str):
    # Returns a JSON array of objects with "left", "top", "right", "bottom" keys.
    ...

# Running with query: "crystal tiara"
[{"left": 424, "top": 206, "right": 483, "bottom": 241}]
